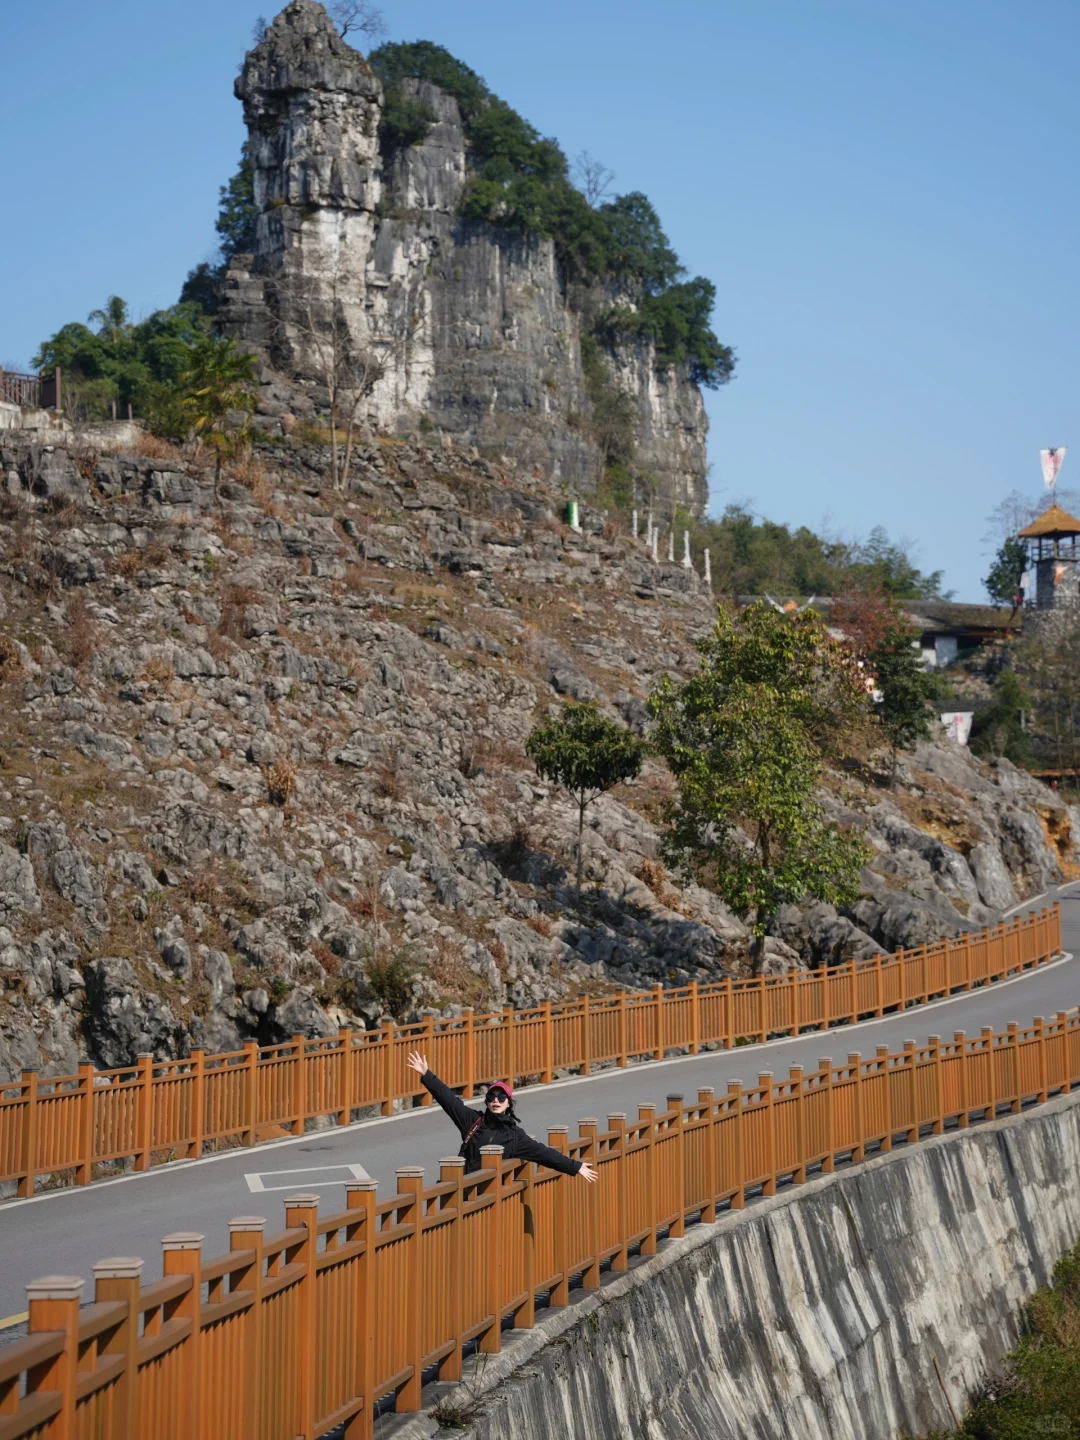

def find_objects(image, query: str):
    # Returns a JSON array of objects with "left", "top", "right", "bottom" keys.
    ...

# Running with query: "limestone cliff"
[{"left": 219, "top": 0, "right": 711, "bottom": 514}]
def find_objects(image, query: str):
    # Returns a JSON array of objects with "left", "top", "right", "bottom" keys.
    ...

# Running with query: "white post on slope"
[
  {"left": 631, "top": 508, "right": 638, "bottom": 540},
  {"left": 704, "top": 548, "right": 712, "bottom": 588},
  {"left": 667, "top": 530, "right": 675, "bottom": 564},
  {"left": 682, "top": 530, "right": 692, "bottom": 569},
  {"left": 651, "top": 526, "right": 659, "bottom": 563}
]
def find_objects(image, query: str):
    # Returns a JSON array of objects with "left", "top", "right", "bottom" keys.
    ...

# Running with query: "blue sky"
[{"left": 5, "top": 0, "right": 1078, "bottom": 600}]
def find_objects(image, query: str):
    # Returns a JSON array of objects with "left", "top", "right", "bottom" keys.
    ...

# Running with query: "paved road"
[{"left": 1, "top": 885, "right": 1078, "bottom": 1322}]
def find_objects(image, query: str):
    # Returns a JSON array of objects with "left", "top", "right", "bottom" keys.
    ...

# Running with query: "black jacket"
[{"left": 421, "top": 1069, "right": 582, "bottom": 1177}]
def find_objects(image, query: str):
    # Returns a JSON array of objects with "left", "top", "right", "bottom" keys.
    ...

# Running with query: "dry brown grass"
[
  {"left": 264, "top": 759, "right": 296, "bottom": 806},
  {"left": 109, "top": 549, "right": 142, "bottom": 579},
  {"left": 637, "top": 857, "right": 678, "bottom": 908},
  {"left": 141, "top": 656, "right": 174, "bottom": 686},
  {"left": 122, "top": 432, "right": 184, "bottom": 463},
  {"left": 0, "top": 634, "right": 24, "bottom": 677},
  {"left": 218, "top": 583, "right": 262, "bottom": 642}
]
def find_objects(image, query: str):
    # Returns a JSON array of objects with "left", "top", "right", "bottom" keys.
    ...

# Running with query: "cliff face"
[{"left": 219, "top": 0, "right": 710, "bottom": 514}]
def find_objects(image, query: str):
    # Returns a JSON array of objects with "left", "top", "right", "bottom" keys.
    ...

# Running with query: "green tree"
[
  {"left": 865, "top": 613, "right": 941, "bottom": 782},
  {"left": 525, "top": 702, "right": 646, "bottom": 899},
  {"left": 178, "top": 337, "right": 258, "bottom": 493},
  {"left": 34, "top": 298, "right": 211, "bottom": 420},
  {"left": 970, "top": 669, "right": 1032, "bottom": 766},
  {"left": 215, "top": 143, "right": 257, "bottom": 263},
  {"left": 983, "top": 534, "right": 1028, "bottom": 606},
  {"left": 648, "top": 603, "right": 870, "bottom": 973}
]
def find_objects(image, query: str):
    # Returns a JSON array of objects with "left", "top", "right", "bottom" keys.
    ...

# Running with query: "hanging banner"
[{"left": 1041, "top": 446, "right": 1066, "bottom": 490}]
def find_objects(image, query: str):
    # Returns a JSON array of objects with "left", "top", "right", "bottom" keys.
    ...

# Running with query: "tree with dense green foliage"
[
  {"left": 832, "top": 583, "right": 942, "bottom": 782},
  {"left": 682, "top": 507, "right": 950, "bottom": 603},
  {"left": 178, "top": 336, "right": 258, "bottom": 493},
  {"left": 983, "top": 534, "right": 1028, "bottom": 606},
  {"left": 525, "top": 703, "right": 647, "bottom": 898},
  {"left": 969, "top": 668, "right": 1032, "bottom": 767},
  {"left": 648, "top": 603, "right": 871, "bottom": 972},
  {"left": 34, "top": 298, "right": 212, "bottom": 420}
]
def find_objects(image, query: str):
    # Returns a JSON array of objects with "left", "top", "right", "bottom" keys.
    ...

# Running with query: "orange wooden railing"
[
  {"left": 0, "top": 906, "right": 1061, "bottom": 1198},
  {"left": 2, "top": 1004, "right": 1078, "bottom": 1440}
]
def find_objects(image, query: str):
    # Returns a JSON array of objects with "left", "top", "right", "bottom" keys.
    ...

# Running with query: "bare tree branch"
[
  {"left": 572, "top": 151, "right": 615, "bottom": 208},
  {"left": 328, "top": 1, "right": 387, "bottom": 42}
]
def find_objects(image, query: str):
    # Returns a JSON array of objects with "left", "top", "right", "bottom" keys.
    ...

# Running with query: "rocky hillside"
[
  {"left": 0, "top": 426, "right": 1074, "bottom": 1081},
  {"left": 218, "top": 0, "right": 712, "bottom": 514}
]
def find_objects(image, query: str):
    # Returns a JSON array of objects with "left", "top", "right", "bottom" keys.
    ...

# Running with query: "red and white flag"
[{"left": 1041, "top": 446, "right": 1066, "bottom": 490}]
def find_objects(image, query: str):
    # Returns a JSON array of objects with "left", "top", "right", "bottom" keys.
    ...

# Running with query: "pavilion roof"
[{"left": 1018, "top": 503, "right": 1080, "bottom": 539}]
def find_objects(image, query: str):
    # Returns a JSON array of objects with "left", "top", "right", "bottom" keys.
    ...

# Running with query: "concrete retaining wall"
[{"left": 415, "top": 1091, "right": 1080, "bottom": 1440}]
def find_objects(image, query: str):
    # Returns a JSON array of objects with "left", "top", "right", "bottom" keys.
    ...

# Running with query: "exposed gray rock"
[{"left": 0, "top": 843, "right": 40, "bottom": 921}]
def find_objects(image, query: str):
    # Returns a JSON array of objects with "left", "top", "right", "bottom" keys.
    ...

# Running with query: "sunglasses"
[{"left": 486, "top": 1090, "right": 510, "bottom": 1105}]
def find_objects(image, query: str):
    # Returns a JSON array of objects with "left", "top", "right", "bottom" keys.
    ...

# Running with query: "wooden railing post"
[
  {"left": 898, "top": 946, "right": 907, "bottom": 1009},
  {"left": 345, "top": 1180, "right": 378, "bottom": 1440},
  {"left": 24, "top": 1275, "right": 82, "bottom": 1440},
  {"left": 517, "top": 1156, "right": 536, "bottom": 1330},
  {"left": 437, "top": 1158, "right": 465, "bottom": 1373},
  {"left": 291, "top": 1035, "right": 307, "bottom": 1136},
  {"left": 337, "top": 1029, "right": 353, "bottom": 1125},
  {"left": 547, "top": 1127, "right": 569, "bottom": 1305},
  {"left": 162, "top": 1232, "right": 204, "bottom": 1440},
  {"left": 689, "top": 981, "right": 700, "bottom": 1055},
  {"left": 503, "top": 1005, "right": 516, "bottom": 1087},
  {"left": 877, "top": 1045, "right": 893, "bottom": 1152},
  {"left": 727, "top": 1082, "right": 745, "bottom": 1208},
  {"left": 874, "top": 953, "right": 884, "bottom": 1018},
  {"left": 608, "top": 1113, "right": 629, "bottom": 1268},
  {"left": 1008, "top": 1022, "right": 1022, "bottom": 1113},
  {"left": 760, "top": 1074, "right": 777, "bottom": 1196},
  {"left": 849, "top": 962, "right": 858, "bottom": 1026},
  {"left": 790, "top": 1067, "right": 806, "bottom": 1183},
  {"left": 928, "top": 1036, "right": 944, "bottom": 1135},
  {"left": 93, "top": 1256, "right": 144, "bottom": 1440},
  {"left": 135, "top": 1052, "right": 154, "bottom": 1171},
  {"left": 228, "top": 1216, "right": 266, "bottom": 1440},
  {"left": 393, "top": 1170, "right": 424, "bottom": 1410},
  {"left": 963, "top": 933, "right": 972, "bottom": 991},
  {"left": 243, "top": 1040, "right": 259, "bottom": 1145},
  {"left": 638, "top": 1103, "right": 658, "bottom": 1251},
  {"left": 982, "top": 1026, "right": 997, "bottom": 1119},
  {"left": 542, "top": 1001, "right": 554, "bottom": 1083},
  {"left": 422, "top": 1015, "right": 435, "bottom": 1102},
  {"left": 381, "top": 1018, "right": 395, "bottom": 1116},
  {"left": 903, "top": 1040, "right": 918, "bottom": 1141},
  {"left": 478, "top": 1146, "right": 504, "bottom": 1353},
  {"left": 189, "top": 1050, "right": 206, "bottom": 1158},
  {"left": 952, "top": 1031, "right": 969, "bottom": 1129},
  {"left": 723, "top": 976, "right": 734, "bottom": 1049},
  {"left": 758, "top": 975, "right": 767, "bottom": 1045},
  {"left": 819, "top": 1059, "right": 834, "bottom": 1173},
  {"left": 652, "top": 984, "right": 664, "bottom": 1061},
  {"left": 284, "top": 1193, "right": 319, "bottom": 1436},
  {"left": 697, "top": 1088, "right": 717, "bottom": 1222},
  {"left": 849, "top": 1053, "right": 865, "bottom": 1161},
  {"left": 1057, "top": 1012, "right": 1072, "bottom": 1094},
  {"left": 581, "top": 994, "right": 591, "bottom": 1076},
  {"left": 617, "top": 991, "right": 628, "bottom": 1068},
  {"left": 462, "top": 1008, "right": 475, "bottom": 1097},
  {"left": 666, "top": 1098, "right": 686, "bottom": 1237},
  {"left": 579, "top": 1119, "right": 600, "bottom": 1285},
  {"left": 77, "top": 1062, "right": 95, "bottom": 1185},
  {"left": 17, "top": 1068, "right": 38, "bottom": 1198},
  {"left": 1035, "top": 1016, "right": 1049, "bottom": 1103}
]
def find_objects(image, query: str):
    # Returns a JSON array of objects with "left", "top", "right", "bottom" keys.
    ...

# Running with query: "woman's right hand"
[
  {"left": 406, "top": 1050, "right": 428, "bottom": 1076},
  {"left": 577, "top": 1163, "right": 598, "bottom": 1183}
]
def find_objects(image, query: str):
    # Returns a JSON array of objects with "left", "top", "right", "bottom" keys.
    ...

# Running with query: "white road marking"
[{"left": 244, "top": 1163, "right": 370, "bottom": 1193}]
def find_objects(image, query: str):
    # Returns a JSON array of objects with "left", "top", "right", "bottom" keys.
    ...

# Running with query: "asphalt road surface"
[{"left": 2, "top": 883, "right": 1078, "bottom": 1323}]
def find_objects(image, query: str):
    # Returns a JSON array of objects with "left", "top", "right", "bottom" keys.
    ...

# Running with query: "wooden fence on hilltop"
[
  {"left": 2, "top": 1004, "right": 1079, "bottom": 1440},
  {"left": 0, "top": 906, "right": 1061, "bottom": 1199}
]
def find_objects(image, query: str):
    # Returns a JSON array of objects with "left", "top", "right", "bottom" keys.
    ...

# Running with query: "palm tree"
[
  {"left": 88, "top": 297, "right": 132, "bottom": 344},
  {"left": 179, "top": 337, "right": 258, "bottom": 497}
]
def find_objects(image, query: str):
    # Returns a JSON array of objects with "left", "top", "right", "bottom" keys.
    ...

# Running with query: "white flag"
[{"left": 1041, "top": 446, "right": 1066, "bottom": 490}]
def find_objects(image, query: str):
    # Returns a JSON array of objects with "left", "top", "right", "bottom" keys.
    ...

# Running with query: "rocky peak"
[{"left": 221, "top": 3, "right": 710, "bottom": 516}]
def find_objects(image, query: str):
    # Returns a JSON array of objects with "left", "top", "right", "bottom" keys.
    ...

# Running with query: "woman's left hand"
[{"left": 406, "top": 1050, "right": 428, "bottom": 1076}]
